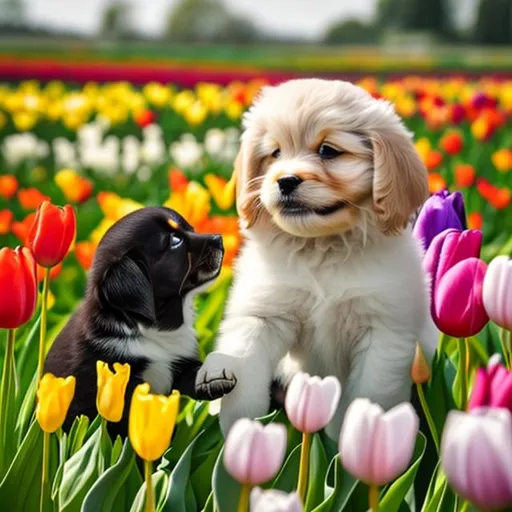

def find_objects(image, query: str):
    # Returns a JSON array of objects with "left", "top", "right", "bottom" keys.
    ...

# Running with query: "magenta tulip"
[
  {"left": 434, "top": 257, "right": 489, "bottom": 338},
  {"left": 223, "top": 418, "right": 287, "bottom": 486},
  {"left": 339, "top": 398, "right": 419, "bottom": 486},
  {"left": 483, "top": 255, "right": 512, "bottom": 331},
  {"left": 285, "top": 373, "right": 341, "bottom": 433},
  {"left": 441, "top": 408, "right": 512, "bottom": 511},
  {"left": 468, "top": 359, "right": 512, "bottom": 412},
  {"left": 250, "top": 488, "right": 303, "bottom": 512}
]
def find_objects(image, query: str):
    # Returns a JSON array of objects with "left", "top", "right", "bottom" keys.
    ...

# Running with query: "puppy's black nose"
[
  {"left": 277, "top": 175, "right": 302, "bottom": 195},
  {"left": 208, "top": 235, "right": 224, "bottom": 250}
]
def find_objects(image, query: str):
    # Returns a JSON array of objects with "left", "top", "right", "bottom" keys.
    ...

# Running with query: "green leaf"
[
  {"left": 212, "top": 447, "right": 242, "bottom": 512},
  {"left": 130, "top": 470, "right": 168, "bottom": 512},
  {"left": 59, "top": 426, "right": 101, "bottom": 511},
  {"left": 67, "top": 415, "right": 91, "bottom": 457},
  {"left": 305, "top": 434, "right": 329, "bottom": 511},
  {"left": 190, "top": 441, "right": 222, "bottom": 510},
  {"left": 160, "top": 432, "right": 202, "bottom": 511},
  {"left": 81, "top": 438, "right": 136, "bottom": 512},
  {"left": 111, "top": 436, "right": 124, "bottom": 466},
  {"left": 379, "top": 433, "right": 427, "bottom": 512},
  {"left": 15, "top": 372, "right": 36, "bottom": 447},
  {"left": 271, "top": 444, "right": 301, "bottom": 493},
  {"left": 203, "top": 491, "right": 214, "bottom": 512}
]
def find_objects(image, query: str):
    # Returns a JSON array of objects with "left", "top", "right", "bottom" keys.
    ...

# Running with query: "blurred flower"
[
  {"left": 0, "top": 175, "right": 18, "bottom": 200},
  {"left": 13, "top": 111, "right": 37, "bottom": 131},
  {"left": 17, "top": 187, "right": 50, "bottom": 210},
  {"left": 225, "top": 100, "right": 244, "bottom": 120},
  {"left": 97, "top": 191, "right": 143, "bottom": 221},
  {"left": 36, "top": 262, "right": 62, "bottom": 284},
  {"left": 184, "top": 101, "right": 208, "bottom": 126},
  {"left": 0, "top": 209, "right": 14, "bottom": 235},
  {"left": 449, "top": 104, "right": 466, "bottom": 124},
  {"left": 36, "top": 373, "right": 76, "bottom": 433},
  {"left": 414, "top": 137, "right": 431, "bottom": 163},
  {"left": 483, "top": 255, "right": 512, "bottom": 331},
  {"left": 224, "top": 418, "right": 287, "bottom": 486},
  {"left": 468, "top": 359, "right": 512, "bottom": 412},
  {"left": 165, "top": 180, "right": 211, "bottom": 228},
  {"left": 128, "top": 383, "right": 180, "bottom": 461},
  {"left": 11, "top": 212, "right": 36, "bottom": 245},
  {"left": 90, "top": 219, "right": 115, "bottom": 246},
  {"left": 143, "top": 82, "right": 172, "bottom": 108},
  {"left": 134, "top": 109, "right": 155, "bottom": 128},
  {"left": 441, "top": 408, "right": 512, "bottom": 511},
  {"left": 427, "top": 173, "right": 446, "bottom": 193},
  {"left": 439, "top": 131, "right": 464, "bottom": 155},
  {"left": 250, "top": 488, "right": 303, "bottom": 512},
  {"left": 74, "top": 241, "right": 96, "bottom": 271},
  {"left": 204, "top": 174, "right": 236, "bottom": 211},
  {"left": 27, "top": 201, "right": 76, "bottom": 268},
  {"left": 168, "top": 168, "right": 189, "bottom": 193},
  {"left": 411, "top": 344, "right": 431, "bottom": 384},
  {"left": 284, "top": 372, "right": 341, "bottom": 433},
  {"left": 477, "top": 179, "right": 511, "bottom": 210},
  {"left": 55, "top": 169, "right": 94, "bottom": 204},
  {"left": 468, "top": 212, "right": 483, "bottom": 230},
  {"left": 169, "top": 135, "right": 204, "bottom": 169},
  {"left": 454, "top": 164, "right": 476, "bottom": 188},
  {"left": 339, "top": 398, "right": 419, "bottom": 486},
  {"left": 471, "top": 116, "right": 494, "bottom": 142},
  {"left": 0, "top": 246, "right": 37, "bottom": 329},
  {"left": 96, "top": 361, "right": 131, "bottom": 423},
  {"left": 413, "top": 190, "right": 466, "bottom": 251},
  {"left": 492, "top": 149, "right": 512, "bottom": 172}
]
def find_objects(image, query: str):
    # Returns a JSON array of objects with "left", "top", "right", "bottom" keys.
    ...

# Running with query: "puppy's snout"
[
  {"left": 277, "top": 175, "right": 302, "bottom": 196},
  {"left": 208, "top": 235, "right": 224, "bottom": 251}
]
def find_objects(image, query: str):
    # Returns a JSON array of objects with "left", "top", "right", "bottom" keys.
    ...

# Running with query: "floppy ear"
[
  {"left": 233, "top": 133, "right": 263, "bottom": 229},
  {"left": 371, "top": 127, "right": 428, "bottom": 235},
  {"left": 100, "top": 251, "right": 156, "bottom": 325}
]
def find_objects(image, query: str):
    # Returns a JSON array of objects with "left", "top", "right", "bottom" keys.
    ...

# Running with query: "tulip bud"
[
  {"left": 413, "top": 190, "right": 467, "bottom": 251},
  {"left": 36, "top": 373, "right": 76, "bottom": 433},
  {"left": 224, "top": 418, "right": 287, "bottom": 486},
  {"left": 0, "top": 246, "right": 37, "bottom": 329},
  {"left": 468, "top": 361, "right": 512, "bottom": 412},
  {"left": 128, "top": 383, "right": 180, "bottom": 461},
  {"left": 482, "top": 256, "right": 512, "bottom": 331},
  {"left": 96, "top": 361, "right": 131, "bottom": 422},
  {"left": 441, "top": 408, "right": 512, "bottom": 511},
  {"left": 410, "top": 344, "right": 431, "bottom": 384},
  {"left": 250, "top": 488, "right": 303, "bottom": 512},
  {"left": 284, "top": 372, "right": 341, "bottom": 433},
  {"left": 339, "top": 398, "right": 419, "bottom": 486},
  {"left": 27, "top": 200, "right": 76, "bottom": 268}
]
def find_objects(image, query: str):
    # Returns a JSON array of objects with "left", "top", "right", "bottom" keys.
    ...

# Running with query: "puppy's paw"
[{"left": 195, "top": 352, "right": 238, "bottom": 400}]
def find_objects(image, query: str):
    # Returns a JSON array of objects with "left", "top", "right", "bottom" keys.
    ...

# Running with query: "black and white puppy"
[{"left": 44, "top": 206, "right": 232, "bottom": 438}]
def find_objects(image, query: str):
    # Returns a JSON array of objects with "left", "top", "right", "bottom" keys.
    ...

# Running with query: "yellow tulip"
[
  {"left": 143, "top": 82, "right": 172, "bottom": 108},
  {"left": 184, "top": 101, "right": 208, "bottom": 126},
  {"left": 204, "top": 173, "right": 236, "bottom": 210},
  {"left": 36, "top": 373, "right": 76, "bottom": 433},
  {"left": 224, "top": 100, "right": 243, "bottom": 121},
  {"left": 96, "top": 361, "right": 131, "bottom": 422},
  {"left": 0, "top": 111, "right": 6, "bottom": 130},
  {"left": 13, "top": 111, "right": 37, "bottom": 131},
  {"left": 172, "top": 90, "right": 196, "bottom": 114},
  {"left": 165, "top": 181, "right": 211, "bottom": 227},
  {"left": 414, "top": 137, "right": 432, "bottom": 163},
  {"left": 492, "top": 149, "right": 512, "bottom": 173},
  {"left": 90, "top": 218, "right": 116, "bottom": 245},
  {"left": 128, "top": 383, "right": 180, "bottom": 461}
]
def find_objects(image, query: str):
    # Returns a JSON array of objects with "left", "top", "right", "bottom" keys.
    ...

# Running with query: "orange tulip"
[
  {"left": 0, "top": 209, "right": 14, "bottom": 235},
  {"left": 439, "top": 132, "right": 464, "bottom": 156},
  {"left": 74, "top": 241, "right": 96, "bottom": 271},
  {"left": 27, "top": 201, "right": 76, "bottom": 268},
  {"left": 168, "top": 168, "right": 189, "bottom": 193},
  {"left": 0, "top": 247, "right": 37, "bottom": 329},
  {"left": 468, "top": 212, "right": 483, "bottom": 230},
  {"left": 11, "top": 212, "right": 36, "bottom": 245},
  {"left": 425, "top": 150, "right": 444, "bottom": 171},
  {"left": 428, "top": 173, "right": 447, "bottom": 194},
  {"left": 454, "top": 164, "right": 476, "bottom": 188},
  {"left": 17, "top": 188, "right": 50, "bottom": 210},
  {"left": 471, "top": 117, "right": 494, "bottom": 142},
  {"left": 477, "top": 179, "right": 511, "bottom": 210},
  {"left": 55, "top": 169, "right": 94, "bottom": 204},
  {"left": 0, "top": 175, "right": 18, "bottom": 200}
]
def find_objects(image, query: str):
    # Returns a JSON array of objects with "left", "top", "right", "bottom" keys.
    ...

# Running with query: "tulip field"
[{"left": 0, "top": 75, "right": 511, "bottom": 512}]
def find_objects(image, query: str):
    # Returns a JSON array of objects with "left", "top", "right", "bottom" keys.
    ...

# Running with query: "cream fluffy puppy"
[{"left": 196, "top": 78, "right": 438, "bottom": 440}]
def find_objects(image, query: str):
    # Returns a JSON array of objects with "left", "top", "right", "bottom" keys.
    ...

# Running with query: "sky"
[{"left": 17, "top": 0, "right": 477, "bottom": 40}]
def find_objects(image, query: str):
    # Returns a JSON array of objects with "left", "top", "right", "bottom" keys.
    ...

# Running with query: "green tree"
[
  {"left": 324, "top": 19, "right": 379, "bottom": 44},
  {"left": 473, "top": 0, "right": 512, "bottom": 45},
  {"left": 99, "top": 1, "right": 134, "bottom": 39},
  {"left": 399, "top": 0, "right": 454, "bottom": 38}
]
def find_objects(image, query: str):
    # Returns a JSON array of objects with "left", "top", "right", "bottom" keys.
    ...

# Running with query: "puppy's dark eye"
[
  {"left": 271, "top": 148, "right": 281, "bottom": 158},
  {"left": 170, "top": 234, "right": 183, "bottom": 248},
  {"left": 319, "top": 144, "right": 343, "bottom": 159}
]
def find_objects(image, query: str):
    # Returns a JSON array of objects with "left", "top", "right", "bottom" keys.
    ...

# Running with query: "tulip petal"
[
  {"left": 483, "top": 256, "right": 512, "bottom": 331},
  {"left": 285, "top": 372, "right": 309, "bottom": 432},
  {"left": 304, "top": 376, "right": 342, "bottom": 433},
  {"left": 468, "top": 368, "right": 490, "bottom": 410}
]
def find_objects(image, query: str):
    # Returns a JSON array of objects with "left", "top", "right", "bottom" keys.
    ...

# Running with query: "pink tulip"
[
  {"left": 468, "top": 359, "right": 512, "bottom": 412},
  {"left": 224, "top": 418, "right": 287, "bottom": 486},
  {"left": 250, "top": 488, "right": 303, "bottom": 512},
  {"left": 434, "top": 257, "right": 489, "bottom": 337},
  {"left": 339, "top": 398, "right": 419, "bottom": 486},
  {"left": 441, "top": 408, "right": 512, "bottom": 511},
  {"left": 483, "top": 255, "right": 512, "bottom": 331},
  {"left": 284, "top": 373, "right": 341, "bottom": 433}
]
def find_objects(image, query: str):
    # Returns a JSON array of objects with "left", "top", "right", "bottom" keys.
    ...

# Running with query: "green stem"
[
  {"left": 237, "top": 484, "right": 251, "bottom": 512},
  {"left": 458, "top": 337, "right": 468, "bottom": 411},
  {"left": 144, "top": 460, "right": 155, "bottom": 512},
  {"left": 416, "top": 383, "right": 440, "bottom": 454},
  {"left": 99, "top": 418, "right": 108, "bottom": 475},
  {"left": 40, "top": 431, "right": 50, "bottom": 512},
  {"left": 499, "top": 328, "right": 511, "bottom": 369},
  {"left": 0, "top": 329, "right": 16, "bottom": 474},
  {"left": 297, "top": 432, "right": 311, "bottom": 503},
  {"left": 37, "top": 268, "right": 51, "bottom": 388},
  {"left": 368, "top": 484, "right": 380, "bottom": 511},
  {"left": 459, "top": 499, "right": 471, "bottom": 512}
]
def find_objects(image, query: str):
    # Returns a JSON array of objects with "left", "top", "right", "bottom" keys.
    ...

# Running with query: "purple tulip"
[
  {"left": 285, "top": 373, "right": 341, "bottom": 433},
  {"left": 468, "top": 359, "right": 512, "bottom": 412},
  {"left": 413, "top": 190, "right": 467, "bottom": 251},
  {"left": 250, "top": 488, "right": 303, "bottom": 512},
  {"left": 224, "top": 418, "right": 287, "bottom": 486},
  {"left": 339, "top": 398, "right": 419, "bottom": 486},
  {"left": 441, "top": 408, "right": 512, "bottom": 511}
]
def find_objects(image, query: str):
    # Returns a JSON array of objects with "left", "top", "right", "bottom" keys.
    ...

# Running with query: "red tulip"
[
  {"left": 434, "top": 257, "right": 489, "bottom": 338},
  {"left": 440, "top": 132, "right": 464, "bottom": 156},
  {"left": 0, "top": 247, "right": 37, "bottom": 329},
  {"left": 134, "top": 109, "right": 155, "bottom": 128},
  {"left": 27, "top": 201, "right": 76, "bottom": 268}
]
